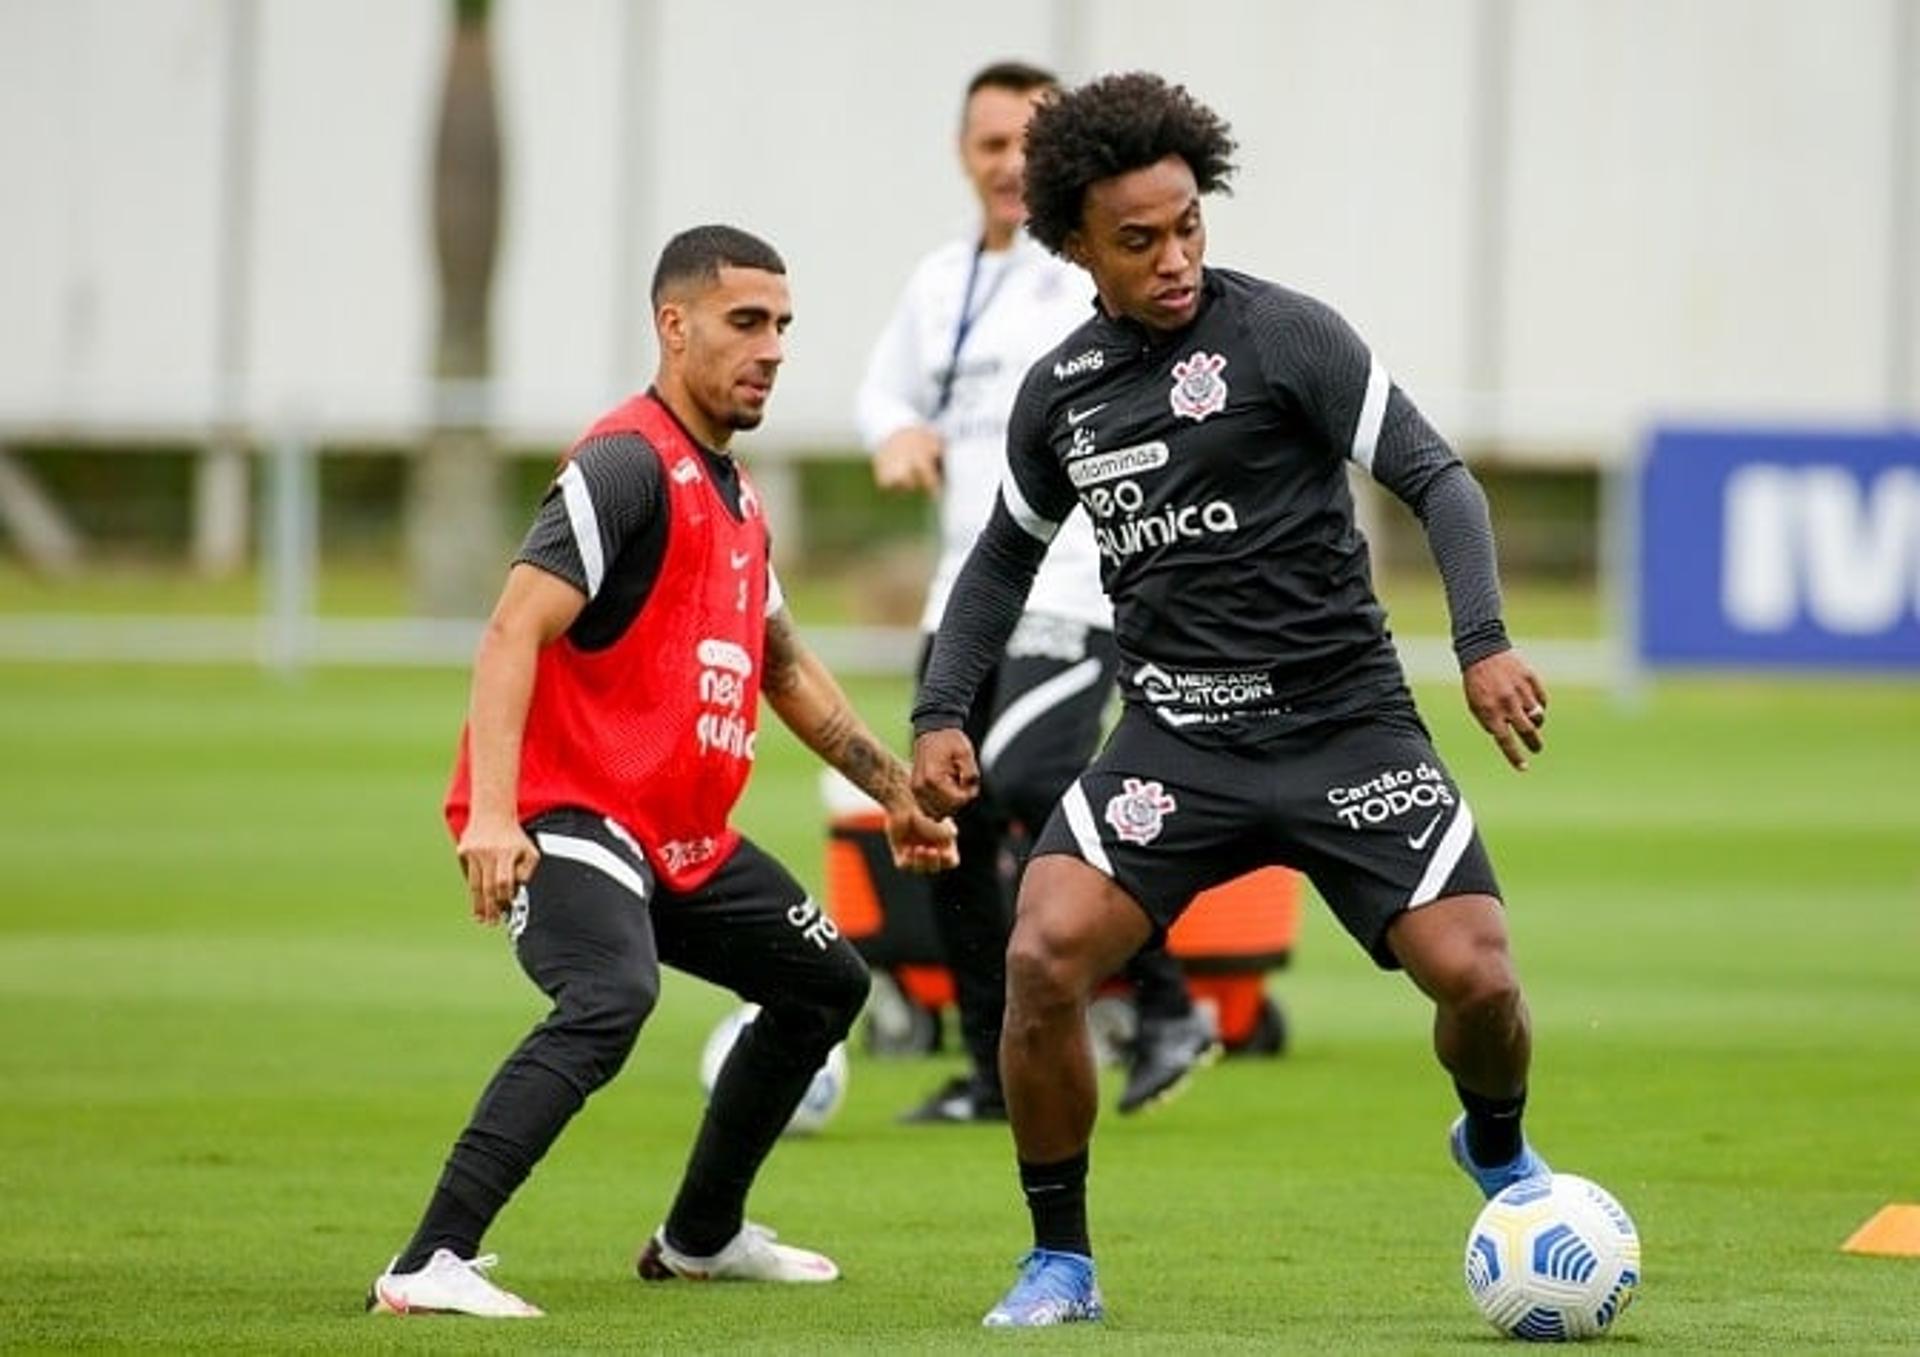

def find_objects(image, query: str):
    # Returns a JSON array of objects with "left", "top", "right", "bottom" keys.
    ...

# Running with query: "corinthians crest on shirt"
[
  {"left": 1169, "top": 351, "right": 1228, "bottom": 422},
  {"left": 1104, "top": 777, "right": 1178, "bottom": 846}
]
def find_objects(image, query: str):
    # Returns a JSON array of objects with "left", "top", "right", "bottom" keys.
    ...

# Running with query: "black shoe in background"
[
  {"left": 899, "top": 1072, "right": 1008, "bottom": 1124},
  {"left": 1117, "top": 1011, "right": 1220, "bottom": 1115}
]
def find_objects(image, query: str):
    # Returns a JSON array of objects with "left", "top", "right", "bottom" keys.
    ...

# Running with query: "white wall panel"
[
  {"left": 0, "top": 0, "right": 1909, "bottom": 448},
  {"left": 0, "top": 0, "right": 226, "bottom": 420},
  {"left": 491, "top": 0, "right": 625, "bottom": 433},
  {"left": 641, "top": 0, "right": 1058, "bottom": 443},
  {"left": 1502, "top": 0, "right": 1895, "bottom": 436},
  {"left": 1077, "top": 0, "right": 1481, "bottom": 419},
  {"left": 244, "top": 0, "right": 441, "bottom": 426}
]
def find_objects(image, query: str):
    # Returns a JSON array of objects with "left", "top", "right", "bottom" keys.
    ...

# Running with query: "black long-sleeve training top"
[{"left": 913, "top": 267, "right": 1509, "bottom": 749}]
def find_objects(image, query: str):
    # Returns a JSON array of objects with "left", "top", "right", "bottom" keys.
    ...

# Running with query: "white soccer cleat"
[
  {"left": 366, "top": 1248, "right": 545, "bottom": 1318},
  {"left": 636, "top": 1221, "right": 840, "bottom": 1283}
]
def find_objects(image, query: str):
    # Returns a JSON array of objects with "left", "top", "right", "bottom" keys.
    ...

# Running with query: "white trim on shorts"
[
  {"left": 1058, "top": 781, "right": 1114, "bottom": 877},
  {"left": 1407, "top": 800, "right": 1476, "bottom": 908}
]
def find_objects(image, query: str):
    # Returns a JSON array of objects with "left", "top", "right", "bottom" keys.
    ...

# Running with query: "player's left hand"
[
  {"left": 885, "top": 802, "right": 960, "bottom": 874},
  {"left": 1462, "top": 650, "right": 1549, "bottom": 771}
]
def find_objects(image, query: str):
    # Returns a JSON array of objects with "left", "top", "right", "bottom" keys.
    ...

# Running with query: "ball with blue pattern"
[{"left": 1464, "top": 1172, "right": 1640, "bottom": 1341}]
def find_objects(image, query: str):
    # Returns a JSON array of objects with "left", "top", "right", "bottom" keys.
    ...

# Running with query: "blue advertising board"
[{"left": 1638, "top": 427, "right": 1920, "bottom": 668}]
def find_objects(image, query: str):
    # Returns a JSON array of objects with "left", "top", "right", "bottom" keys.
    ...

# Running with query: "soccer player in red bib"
[{"left": 368, "top": 225, "right": 957, "bottom": 1320}]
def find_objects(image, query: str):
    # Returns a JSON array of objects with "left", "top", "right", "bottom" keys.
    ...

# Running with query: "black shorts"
[{"left": 1029, "top": 705, "right": 1501, "bottom": 968}]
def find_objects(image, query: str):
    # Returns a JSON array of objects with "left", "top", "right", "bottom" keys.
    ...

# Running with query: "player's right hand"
[
  {"left": 456, "top": 815, "right": 540, "bottom": 926},
  {"left": 873, "top": 426, "right": 944, "bottom": 494},
  {"left": 911, "top": 727, "right": 981, "bottom": 816}
]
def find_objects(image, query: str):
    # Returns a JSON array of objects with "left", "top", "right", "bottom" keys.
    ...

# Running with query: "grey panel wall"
[{"left": 0, "top": 0, "right": 1910, "bottom": 454}]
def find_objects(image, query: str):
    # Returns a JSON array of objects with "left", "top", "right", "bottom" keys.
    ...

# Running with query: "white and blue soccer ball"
[
  {"left": 1465, "top": 1173, "right": 1641, "bottom": 1342},
  {"left": 698, "top": 1004, "right": 849, "bottom": 1137}
]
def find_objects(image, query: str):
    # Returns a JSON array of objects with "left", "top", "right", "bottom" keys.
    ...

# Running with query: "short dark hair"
[
  {"left": 650, "top": 224, "right": 785, "bottom": 305},
  {"left": 964, "top": 59, "right": 1057, "bottom": 109},
  {"left": 1022, "top": 72, "right": 1237, "bottom": 254}
]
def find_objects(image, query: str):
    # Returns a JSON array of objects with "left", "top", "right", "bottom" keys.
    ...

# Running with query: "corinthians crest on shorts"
[
  {"left": 1104, "top": 777, "right": 1178, "bottom": 845},
  {"left": 1169, "top": 351, "right": 1228, "bottom": 422}
]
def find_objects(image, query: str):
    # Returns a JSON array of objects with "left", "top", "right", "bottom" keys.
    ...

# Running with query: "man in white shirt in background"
[{"left": 856, "top": 61, "right": 1216, "bottom": 1123}]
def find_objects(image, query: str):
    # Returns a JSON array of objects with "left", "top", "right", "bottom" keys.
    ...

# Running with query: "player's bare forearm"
[
  {"left": 466, "top": 620, "right": 539, "bottom": 822},
  {"left": 763, "top": 608, "right": 958, "bottom": 872},
  {"left": 467, "top": 566, "right": 586, "bottom": 819},
  {"left": 763, "top": 608, "right": 912, "bottom": 808},
  {"left": 460, "top": 566, "right": 586, "bottom": 920}
]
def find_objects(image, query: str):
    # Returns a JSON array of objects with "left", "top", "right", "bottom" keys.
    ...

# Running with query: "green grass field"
[{"left": 1, "top": 660, "right": 1916, "bottom": 1352}]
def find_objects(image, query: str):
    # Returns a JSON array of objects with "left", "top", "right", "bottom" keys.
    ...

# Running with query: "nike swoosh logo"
[
  {"left": 729, "top": 550, "right": 751, "bottom": 569},
  {"left": 1407, "top": 812, "right": 1445, "bottom": 851},
  {"left": 1066, "top": 402, "right": 1107, "bottom": 426}
]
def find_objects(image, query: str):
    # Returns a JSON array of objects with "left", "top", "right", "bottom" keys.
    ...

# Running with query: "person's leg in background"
[{"left": 899, "top": 638, "right": 1010, "bottom": 1122}]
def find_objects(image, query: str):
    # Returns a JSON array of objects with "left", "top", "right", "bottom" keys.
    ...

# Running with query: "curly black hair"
[{"left": 1022, "top": 72, "right": 1237, "bottom": 254}]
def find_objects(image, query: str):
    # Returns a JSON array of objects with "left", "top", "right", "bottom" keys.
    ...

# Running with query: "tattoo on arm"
[
  {"left": 816, "top": 705, "right": 907, "bottom": 805},
  {"left": 760, "top": 606, "right": 910, "bottom": 803},
  {"left": 761, "top": 608, "right": 802, "bottom": 698}
]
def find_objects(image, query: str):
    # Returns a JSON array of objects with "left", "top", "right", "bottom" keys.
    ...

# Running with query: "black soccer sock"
[
  {"left": 1019, "top": 1149, "right": 1091, "bottom": 1257},
  {"left": 1456, "top": 1081, "right": 1527, "bottom": 1167},
  {"left": 393, "top": 1184, "right": 490, "bottom": 1274},
  {"left": 393, "top": 1056, "right": 588, "bottom": 1274},
  {"left": 664, "top": 1017, "right": 822, "bottom": 1257}
]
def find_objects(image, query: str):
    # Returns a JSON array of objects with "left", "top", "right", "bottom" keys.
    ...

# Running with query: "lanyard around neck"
[{"left": 933, "top": 239, "right": 1012, "bottom": 417}]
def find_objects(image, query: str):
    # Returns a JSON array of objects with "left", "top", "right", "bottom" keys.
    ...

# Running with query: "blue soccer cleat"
[
  {"left": 1449, "top": 1113, "right": 1552, "bottom": 1199},
  {"left": 981, "top": 1249, "right": 1104, "bottom": 1327}
]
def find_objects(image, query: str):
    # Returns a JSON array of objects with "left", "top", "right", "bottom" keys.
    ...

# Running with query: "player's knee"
[
  {"left": 568, "top": 973, "right": 658, "bottom": 1084},
  {"left": 1005, "top": 926, "right": 1084, "bottom": 1016},
  {"left": 1445, "top": 952, "right": 1523, "bottom": 1028},
  {"left": 814, "top": 957, "right": 872, "bottom": 1041},
  {"left": 763, "top": 957, "right": 871, "bottom": 1049}
]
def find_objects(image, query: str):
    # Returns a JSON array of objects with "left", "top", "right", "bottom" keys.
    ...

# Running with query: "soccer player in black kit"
[{"left": 911, "top": 73, "right": 1554, "bottom": 1327}]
